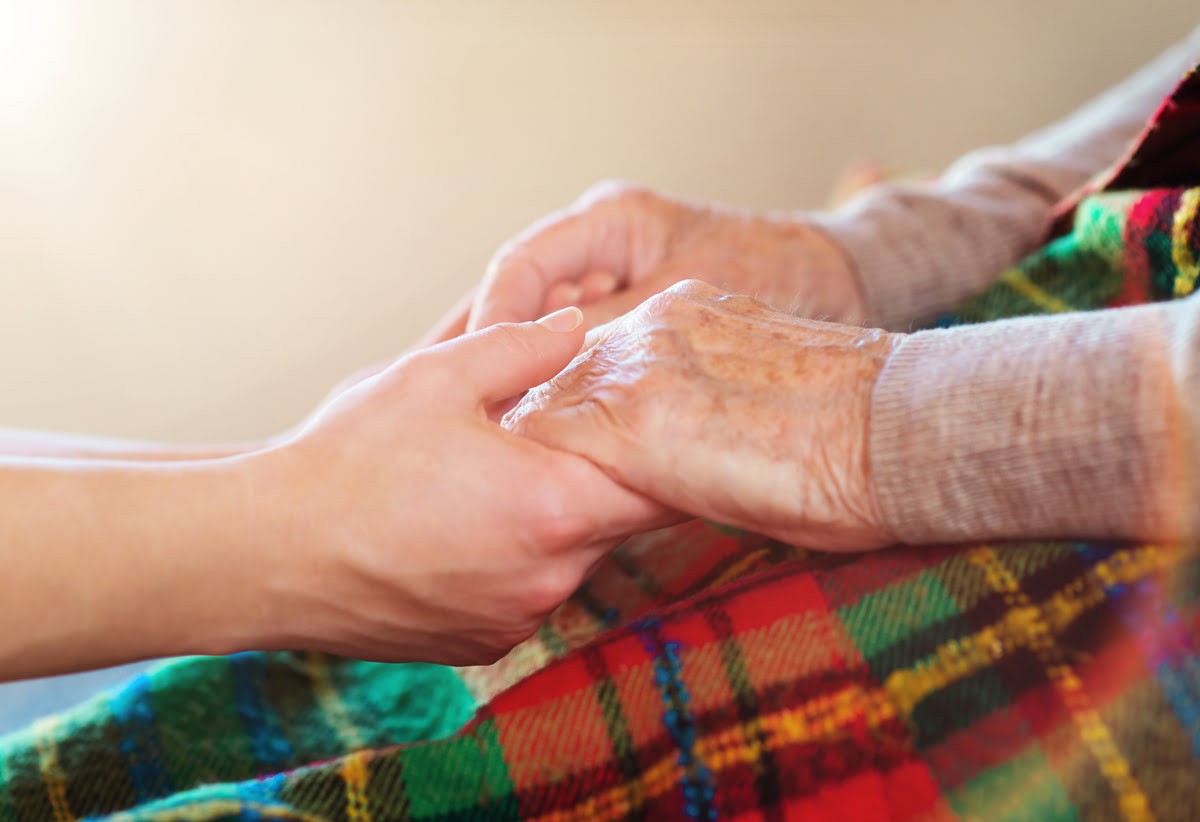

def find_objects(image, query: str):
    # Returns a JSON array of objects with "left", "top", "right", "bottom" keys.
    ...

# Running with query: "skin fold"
[{"left": 506, "top": 280, "right": 902, "bottom": 552}]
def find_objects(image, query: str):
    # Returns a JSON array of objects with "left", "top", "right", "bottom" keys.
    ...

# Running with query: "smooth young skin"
[
  {"left": 470, "top": 182, "right": 868, "bottom": 332},
  {"left": 506, "top": 280, "right": 903, "bottom": 552},
  {"left": 0, "top": 306, "right": 671, "bottom": 681},
  {"left": 252, "top": 308, "right": 673, "bottom": 666}
]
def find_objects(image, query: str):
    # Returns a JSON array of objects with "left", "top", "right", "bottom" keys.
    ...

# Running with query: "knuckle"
[
  {"left": 580, "top": 178, "right": 636, "bottom": 204},
  {"left": 568, "top": 371, "right": 657, "bottom": 447},
  {"left": 394, "top": 350, "right": 443, "bottom": 391},
  {"left": 579, "top": 180, "right": 660, "bottom": 212},
  {"left": 469, "top": 635, "right": 524, "bottom": 667},
  {"left": 486, "top": 237, "right": 518, "bottom": 270},
  {"left": 486, "top": 208, "right": 577, "bottom": 282},
  {"left": 504, "top": 397, "right": 561, "bottom": 443},
  {"left": 489, "top": 322, "right": 541, "bottom": 361},
  {"left": 522, "top": 562, "right": 581, "bottom": 615},
  {"left": 641, "top": 282, "right": 705, "bottom": 319},
  {"left": 636, "top": 279, "right": 730, "bottom": 323},
  {"left": 613, "top": 383, "right": 662, "bottom": 440},
  {"left": 640, "top": 288, "right": 681, "bottom": 318},
  {"left": 500, "top": 402, "right": 534, "bottom": 435},
  {"left": 668, "top": 278, "right": 725, "bottom": 300},
  {"left": 485, "top": 235, "right": 541, "bottom": 281},
  {"left": 713, "top": 292, "right": 763, "bottom": 314},
  {"left": 494, "top": 624, "right": 539, "bottom": 659}
]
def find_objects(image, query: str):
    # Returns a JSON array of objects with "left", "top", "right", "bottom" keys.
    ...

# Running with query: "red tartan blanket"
[{"left": 1, "top": 62, "right": 1198, "bottom": 822}]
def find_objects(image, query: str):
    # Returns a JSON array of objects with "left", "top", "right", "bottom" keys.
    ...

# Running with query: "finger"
[
  {"left": 539, "top": 458, "right": 684, "bottom": 560},
  {"left": 500, "top": 339, "right": 671, "bottom": 519},
  {"left": 512, "top": 403, "right": 671, "bottom": 540},
  {"left": 506, "top": 387, "right": 633, "bottom": 504},
  {"left": 485, "top": 393, "right": 522, "bottom": 424},
  {"left": 542, "top": 281, "right": 584, "bottom": 314},
  {"left": 541, "top": 269, "right": 620, "bottom": 316},
  {"left": 470, "top": 206, "right": 632, "bottom": 332},
  {"left": 578, "top": 270, "right": 621, "bottom": 302},
  {"left": 314, "top": 285, "right": 480, "bottom": 410},
  {"left": 578, "top": 275, "right": 673, "bottom": 328},
  {"left": 415, "top": 286, "right": 477, "bottom": 348},
  {"left": 576, "top": 504, "right": 688, "bottom": 565},
  {"left": 432, "top": 306, "right": 586, "bottom": 407}
]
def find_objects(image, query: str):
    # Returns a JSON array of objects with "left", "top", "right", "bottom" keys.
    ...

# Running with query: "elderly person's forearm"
[
  {"left": 871, "top": 297, "right": 1198, "bottom": 544},
  {"left": 507, "top": 282, "right": 1200, "bottom": 550},
  {"left": 812, "top": 25, "right": 1200, "bottom": 330},
  {"left": 465, "top": 28, "right": 1200, "bottom": 343}
]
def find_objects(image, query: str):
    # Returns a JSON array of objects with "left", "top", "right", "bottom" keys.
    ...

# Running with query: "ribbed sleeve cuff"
[
  {"left": 868, "top": 304, "right": 1187, "bottom": 544},
  {"left": 808, "top": 207, "right": 935, "bottom": 332},
  {"left": 808, "top": 166, "right": 1057, "bottom": 332}
]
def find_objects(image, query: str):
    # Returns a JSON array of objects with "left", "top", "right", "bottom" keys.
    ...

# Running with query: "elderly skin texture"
[{"left": 506, "top": 279, "right": 902, "bottom": 551}]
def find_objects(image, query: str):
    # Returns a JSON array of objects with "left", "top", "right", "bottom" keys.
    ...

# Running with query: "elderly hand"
[
  {"left": 470, "top": 182, "right": 867, "bottom": 332},
  {"left": 248, "top": 307, "right": 673, "bottom": 666},
  {"left": 505, "top": 281, "right": 903, "bottom": 552}
]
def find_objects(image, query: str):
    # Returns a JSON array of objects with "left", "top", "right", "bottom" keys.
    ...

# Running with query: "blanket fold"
[{"left": 3, "top": 63, "right": 1199, "bottom": 822}]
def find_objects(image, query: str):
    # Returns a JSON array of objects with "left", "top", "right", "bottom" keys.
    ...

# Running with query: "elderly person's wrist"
[
  {"left": 868, "top": 303, "right": 1189, "bottom": 544},
  {"left": 808, "top": 159, "right": 1070, "bottom": 333},
  {"left": 507, "top": 280, "right": 903, "bottom": 551},
  {"left": 758, "top": 212, "right": 868, "bottom": 325}
]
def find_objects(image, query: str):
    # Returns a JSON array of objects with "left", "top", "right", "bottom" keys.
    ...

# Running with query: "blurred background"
[{"left": 0, "top": 0, "right": 1195, "bottom": 443}]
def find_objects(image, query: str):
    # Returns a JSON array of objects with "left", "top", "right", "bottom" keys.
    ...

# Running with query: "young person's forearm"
[
  {"left": 0, "top": 429, "right": 264, "bottom": 461},
  {"left": 0, "top": 456, "right": 274, "bottom": 680}
]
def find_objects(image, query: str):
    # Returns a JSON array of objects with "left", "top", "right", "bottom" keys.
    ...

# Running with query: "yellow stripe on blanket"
[
  {"left": 33, "top": 717, "right": 74, "bottom": 822},
  {"left": 1173, "top": 187, "right": 1200, "bottom": 297},
  {"left": 1000, "top": 268, "right": 1075, "bottom": 313}
]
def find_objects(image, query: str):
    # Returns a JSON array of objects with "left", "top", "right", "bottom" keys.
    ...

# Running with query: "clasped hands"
[
  {"left": 505, "top": 279, "right": 900, "bottom": 552},
  {"left": 251, "top": 184, "right": 901, "bottom": 667}
]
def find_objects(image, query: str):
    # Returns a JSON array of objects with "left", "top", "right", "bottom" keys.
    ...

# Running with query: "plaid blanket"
[{"left": 3, "top": 65, "right": 1199, "bottom": 822}]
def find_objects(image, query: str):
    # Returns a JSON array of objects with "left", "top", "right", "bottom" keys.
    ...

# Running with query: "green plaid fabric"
[{"left": 2, "top": 64, "right": 1199, "bottom": 822}]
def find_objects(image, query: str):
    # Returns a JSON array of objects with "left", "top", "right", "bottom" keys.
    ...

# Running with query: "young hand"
[{"left": 247, "top": 307, "right": 674, "bottom": 665}]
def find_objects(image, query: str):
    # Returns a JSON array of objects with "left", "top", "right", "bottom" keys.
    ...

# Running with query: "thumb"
[
  {"left": 470, "top": 202, "right": 630, "bottom": 331},
  {"left": 435, "top": 306, "right": 586, "bottom": 407},
  {"left": 578, "top": 272, "right": 677, "bottom": 328}
]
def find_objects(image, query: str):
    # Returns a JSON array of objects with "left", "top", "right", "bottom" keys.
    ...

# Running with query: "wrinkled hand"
[
  {"left": 471, "top": 182, "right": 867, "bottom": 332},
  {"left": 251, "top": 307, "right": 673, "bottom": 666},
  {"left": 505, "top": 281, "right": 903, "bottom": 552}
]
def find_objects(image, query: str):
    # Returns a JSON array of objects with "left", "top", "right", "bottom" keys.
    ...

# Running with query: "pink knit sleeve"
[
  {"left": 810, "top": 26, "right": 1200, "bottom": 330},
  {"left": 868, "top": 298, "right": 1200, "bottom": 544}
]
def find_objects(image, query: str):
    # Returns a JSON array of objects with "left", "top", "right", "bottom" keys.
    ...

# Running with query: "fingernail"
[
  {"left": 561, "top": 284, "right": 584, "bottom": 303},
  {"left": 536, "top": 306, "right": 584, "bottom": 332}
]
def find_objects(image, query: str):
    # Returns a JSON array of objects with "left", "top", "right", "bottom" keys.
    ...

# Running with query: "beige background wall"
[{"left": 0, "top": 1, "right": 1194, "bottom": 442}]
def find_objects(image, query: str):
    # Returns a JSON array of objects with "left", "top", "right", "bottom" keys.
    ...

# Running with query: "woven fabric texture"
[{"left": 1, "top": 64, "right": 1198, "bottom": 822}]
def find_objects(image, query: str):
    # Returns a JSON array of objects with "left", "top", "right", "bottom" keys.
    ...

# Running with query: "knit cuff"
[
  {"left": 807, "top": 167, "right": 1056, "bottom": 333},
  {"left": 807, "top": 207, "right": 931, "bottom": 332},
  {"left": 868, "top": 305, "right": 1185, "bottom": 544}
]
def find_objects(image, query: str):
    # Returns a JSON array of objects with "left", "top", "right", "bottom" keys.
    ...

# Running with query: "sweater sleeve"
[
  {"left": 811, "top": 26, "right": 1200, "bottom": 331},
  {"left": 868, "top": 295, "right": 1200, "bottom": 544}
]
